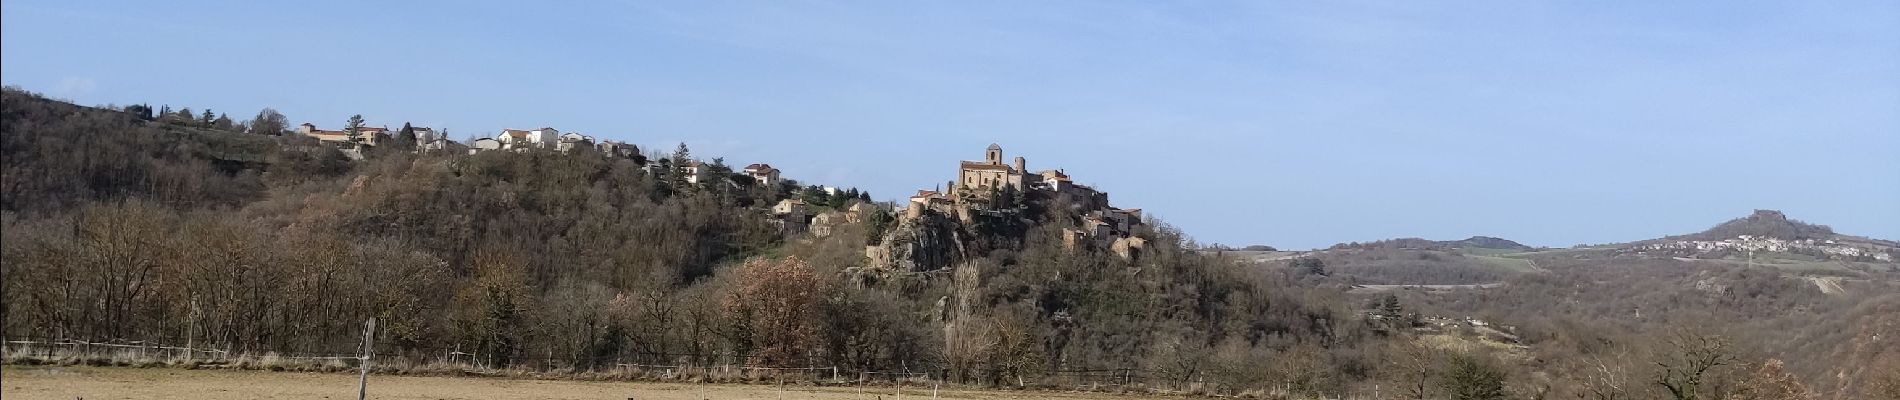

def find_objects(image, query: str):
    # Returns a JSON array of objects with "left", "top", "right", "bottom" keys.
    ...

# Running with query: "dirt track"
[{"left": 1, "top": 366, "right": 1155, "bottom": 400}]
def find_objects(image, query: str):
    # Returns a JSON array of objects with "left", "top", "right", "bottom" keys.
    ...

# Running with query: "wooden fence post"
[{"left": 357, "top": 317, "right": 376, "bottom": 400}]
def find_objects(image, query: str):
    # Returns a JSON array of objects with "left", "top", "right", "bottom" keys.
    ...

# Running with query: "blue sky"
[{"left": 5, "top": 1, "right": 1896, "bottom": 249}]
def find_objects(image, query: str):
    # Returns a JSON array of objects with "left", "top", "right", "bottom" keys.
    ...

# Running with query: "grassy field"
[
  {"left": 0, "top": 365, "right": 1171, "bottom": 400},
  {"left": 1457, "top": 247, "right": 1528, "bottom": 257}
]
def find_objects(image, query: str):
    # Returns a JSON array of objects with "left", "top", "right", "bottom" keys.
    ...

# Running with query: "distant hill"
[
  {"left": 1618, "top": 210, "right": 1898, "bottom": 263},
  {"left": 1329, "top": 235, "right": 1532, "bottom": 252},
  {"left": 1450, "top": 236, "right": 1534, "bottom": 250},
  {"left": 1669, "top": 209, "right": 1836, "bottom": 241}
]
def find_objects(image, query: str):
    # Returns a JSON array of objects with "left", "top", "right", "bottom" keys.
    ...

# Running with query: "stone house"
[
  {"left": 772, "top": 198, "right": 811, "bottom": 233},
  {"left": 300, "top": 122, "right": 390, "bottom": 146},
  {"left": 811, "top": 211, "right": 844, "bottom": 237},
  {"left": 596, "top": 140, "right": 639, "bottom": 159},
  {"left": 469, "top": 138, "right": 502, "bottom": 153},
  {"left": 907, "top": 190, "right": 953, "bottom": 218},
  {"left": 1036, "top": 169, "right": 1072, "bottom": 192},
  {"left": 772, "top": 198, "right": 808, "bottom": 218},
  {"left": 556, "top": 132, "right": 596, "bottom": 152},
  {"left": 954, "top": 144, "right": 1028, "bottom": 195},
  {"left": 408, "top": 127, "right": 450, "bottom": 151},
  {"left": 1104, "top": 207, "right": 1143, "bottom": 235}
]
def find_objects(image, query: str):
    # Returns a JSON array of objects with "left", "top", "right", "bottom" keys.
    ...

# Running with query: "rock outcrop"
[{"left": 865, "top": 211, "right": 966, "bottom": 272}]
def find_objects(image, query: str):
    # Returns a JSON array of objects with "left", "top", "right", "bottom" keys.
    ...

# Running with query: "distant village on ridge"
[{"left": 296, "top": 120, "right": 1153, "bottom": 263}]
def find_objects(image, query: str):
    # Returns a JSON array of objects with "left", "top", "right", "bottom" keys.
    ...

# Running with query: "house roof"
[
  {"left": 959, "top": 161, "right": 1012, "bottom": 171},
  {"left": 744, "top": 163, "right": 775, "bottom": 171},
  {"left": 911, "top": 190, "right": 941, "bottom": 199},
  {"left": 501, "top": 129, "right": 531, "bottom": 138},
  {"left": 303, "top": 122, "right": 384, "bottom": 134}
]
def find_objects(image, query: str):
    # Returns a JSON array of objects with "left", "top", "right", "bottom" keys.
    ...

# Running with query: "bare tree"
[
  {"left": 1387, "top": 341, "right": 1441, "bottom": 399},
  {"left": 1725, "top": 359, "right": 1815, "bottom": 400},
  {"left": 250, "top": 108, "right": 288, "bottom": 135},
  {"left": 1654, "top": 331, "right": 1739, "bottom": 400},
  {"left": 1581, "top": 344, "right": 1636, "bottom": 400}
]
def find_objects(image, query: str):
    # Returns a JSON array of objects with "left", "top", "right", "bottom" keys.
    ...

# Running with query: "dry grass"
[
  {"left": 2, "top": 347, "right": 961, "bottom": 386},
  {"left": 0, "top": 365, "right": 1197, "bottom": 400}
]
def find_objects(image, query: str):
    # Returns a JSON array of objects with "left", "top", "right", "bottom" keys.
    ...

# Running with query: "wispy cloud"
[{"left": 54, "top": 77, "right": 97, "bottom": 98}]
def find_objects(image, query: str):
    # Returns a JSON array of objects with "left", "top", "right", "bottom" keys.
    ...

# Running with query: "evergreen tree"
[
  {"left": 345, "top": 114, "right": 367, "bottom": 144},
  {"left": 828, "top": 188, "right": 850, "bottom": 209},
  {"left": 212, "top": 113, "right": 234, "bottom": 130},
  {"left": 124, "top": 104, "right": 154, "bottom": 121},
  {"left": 394, "top": 122, "right": 418, "bottom": 152},
  {"left": 1439, "top": 353, "right": 1507, "bottom": 400},
  {"left": 1293, "top": 257, "right": 1328, "bottom": 276},
  {"left": 200, "top": 109, "right": 216, "bottom": 125},
  {"left": 175, "top": 107, "right": 194, "bottom": 124},
  {"left": 703, "top": 157, "right": 735, "bottom": 196},
  {"left": 801, "top": 185, "right": 828, "bottom": 207},
  {"left": 669, "top": 143, "right": 693, "bottom": 193}
]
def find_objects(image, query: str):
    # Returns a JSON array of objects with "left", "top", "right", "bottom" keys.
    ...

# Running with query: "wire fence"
[
  {"left": 2, "top": 336, "right": 1413, "bottom": 399},
  {"left": 1, "top": 336, "right": 1157, "bottom": 388}
]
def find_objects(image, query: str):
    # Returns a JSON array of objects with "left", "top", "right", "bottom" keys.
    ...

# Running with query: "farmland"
[{"left": 0, "top": 366, "right": 1178, "bottom": 400}]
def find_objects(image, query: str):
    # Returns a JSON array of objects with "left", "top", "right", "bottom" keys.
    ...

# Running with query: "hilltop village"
[
  {"left": 907, "top": 144, "right": 1146, "bottom": 252},
  {"left": 297, "top": 121, "right": 798, "bottom": 184},
  {"left": 298, "top": 121, "right": 1149, "bottom": 270},
  {"left": 866, "top": 144, "right": 1150, "bottom": 272}
]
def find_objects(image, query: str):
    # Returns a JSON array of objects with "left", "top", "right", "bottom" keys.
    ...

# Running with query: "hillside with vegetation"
[
  {"left": 1, "top": 88, "right": 1378, "bottom": 397},
  {"left": 5, "top": 87, "right": 1899, "bottom": 399},
  {"left": 1272, "top": 210, "right": 1900, "bottom": 399}
]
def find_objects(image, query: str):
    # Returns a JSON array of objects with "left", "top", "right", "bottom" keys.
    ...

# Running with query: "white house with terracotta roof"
[
  {"left": 496, "top": 127, "right": 561, "bottom": 149},
  {"left": 679, "top": 160, "right": 707, "bottom": 184},
  {"left": 743, "top": 163, "right": 781, "bottom": 186}
]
